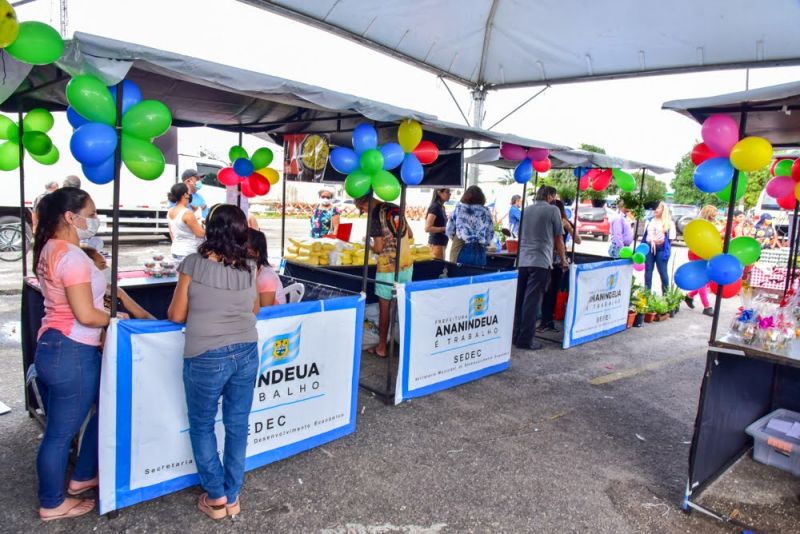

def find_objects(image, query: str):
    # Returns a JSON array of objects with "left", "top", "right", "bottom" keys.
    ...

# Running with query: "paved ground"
[{"left": 1, "top": 217, "right": 791, "bottom": 533}]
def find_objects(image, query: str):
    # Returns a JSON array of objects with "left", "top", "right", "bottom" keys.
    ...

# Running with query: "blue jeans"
[
  {"left": 35, "top": 329, "right": 100, "bottom": 508},
  {"left": 183, "top": 342, "right": 258, "bottom": 503},
  {"left": 457, "top": 241, "right": 487, "bottom": 267},
  {"left": 645, "top": 245, "right": 670, "bottom": 294}
]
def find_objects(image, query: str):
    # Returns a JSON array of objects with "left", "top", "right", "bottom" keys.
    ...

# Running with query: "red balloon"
[
  {"left": 709, "top": 278, "right": 743, "bottom": 299},
  {"left": 591, "top": 169, "right": 612, "bottom": 191},
  {"left": 532, "top": 158, "right": 552, "bottom": 173},
  {"left": 218, "top": 167, "right": 241, "bottom": 186},
  {"left": 579, "top": 175, "right": 589, "bottom": 191},
  {"left": 240, "top": 176, "right": 257, "bottom": 198},
  {"left": 792, "top": 159, "right": 800, "bottom": 182},
  {"left": 413, "top": 140, "right": 439, "bottom": 165},
  {"left": 688, "top": 250, "right": 701, "bottom": 261},
  {"left": 249, "top": 173, "right": 270, "bottom": 195},
  {"left": 584, "top": 168, "right": 602, "bottom": 181},
  {"left": 777, "top": 192, "right": 797, "bottom": 210},
  {"left": 691, "top": 142, "right": 718, "bottom": 166}
]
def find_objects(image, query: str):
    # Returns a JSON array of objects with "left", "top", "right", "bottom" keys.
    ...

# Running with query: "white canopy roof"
[
  {"left": 240, "top": 0, "right": 800, "bottom": 88},
  {"left": 466, "top": 148, "right": 671, "bottom": 174}
]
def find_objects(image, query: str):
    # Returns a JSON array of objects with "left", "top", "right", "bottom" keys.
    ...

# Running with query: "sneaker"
[
  {"left": 684, "top": 296, "right": 695, "bottom": 309},
  {"left": 702, "top": 307, "right": 714, "bottom": 317},
  {"left": 537, "top": 321, "right": 555, "bottom": 332},
  {"left": 515, "top": 340, "right": 543, "bottom": 351}
]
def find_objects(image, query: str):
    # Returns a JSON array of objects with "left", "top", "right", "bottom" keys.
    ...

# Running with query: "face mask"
[
  {"left": 194, "top": 181, "right": 203, "bottom": 191},
  {"left": 320, "top": 198, "right": 332, "bottom": 206},
  {"left": 102, "top": 267, "right": 113, "bottom": 285},
  {"left": 73, "top": 213, "right": 100, "bottom": 239}
]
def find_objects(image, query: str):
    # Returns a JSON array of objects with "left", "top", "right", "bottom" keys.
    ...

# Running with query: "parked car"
[
  {"left": 576, "top": 206, "right": 610, "bottom": 240},
  {"left": 667, "top": 204, "right": 700, "bottom": 240}
]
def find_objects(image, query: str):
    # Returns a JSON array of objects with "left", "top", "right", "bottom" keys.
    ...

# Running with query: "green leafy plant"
[
  {"left": 632, "top": 287, "right": 650, "bottom": 314},
  {"left": 665, "top": 285, "right": 685, "bottom": 311},
  {"left": 618, "top": 191, "right": 645, "bottom": 221},
  {"left": 650, "top": 295, "right": 671, "bottom": 315}
]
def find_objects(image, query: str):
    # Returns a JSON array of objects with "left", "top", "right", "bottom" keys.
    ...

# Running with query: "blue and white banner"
[
  {"left": 98, "top": 295, "right": 364, "bottom": 514},
  {"left": 395, "top": 271, "right": 517, "bottom": 404},
  {"left": 563, "top": 260, "right": 632, "bottom": 349}
]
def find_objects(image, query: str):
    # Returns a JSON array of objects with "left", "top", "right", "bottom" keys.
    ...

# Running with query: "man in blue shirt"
[
  {"left": 508, "top": 195, "right": 522, "bottom": 237},
  {"left": 178, "top": 169, "right": 208, "bottom": 219}
]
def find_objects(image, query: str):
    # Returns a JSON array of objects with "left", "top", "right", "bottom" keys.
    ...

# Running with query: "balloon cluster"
[
  {"left": 67, "top": 77, "right": 172, "bottom": 184},
  {"left": 217, "top": 145, "right": 278, "bottom": 198},
  {"left": 331, "top": 123, "right": 400, "bottom": 201},
  {"left": 674, "top": 219, "right": 760, "bottom": 297},
  {"left": 571, "top": 167, "right": 636, "bottom": 193},
  {"left": 619, "top": 243, "right": 649, "bottom": 271},
  {"left": 0, "top": 109, "right": 59, "bottom": 170},
  {"left": 691, "top": 114, "right": 773, "bottom": 202},
  {"left": 765, "top": 157, "right": 800, "bottom": 210},
  {"left": 500, "top": 143, "right": 551, "bottom": 184},
  {"left": 397, "top": 119, "right": 439, "bottom": 185},
  {"left": 0, "top": 0, "right": 64, "bottom": 66}
]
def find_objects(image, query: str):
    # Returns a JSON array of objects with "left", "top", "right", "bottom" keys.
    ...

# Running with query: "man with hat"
[{"left": 180, "top": 169, "right": 208, "bottom": 219}]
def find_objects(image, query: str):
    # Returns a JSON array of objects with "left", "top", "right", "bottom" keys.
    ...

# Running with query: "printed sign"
[
  {"left": 563, "top": 260, "right": 632, "bottom": 348},
  {"left": 395, "top": 271, "right": 517, "bottom": 404},
  {"left": 98, "top": 296, "right": 364, "bottom": 513}
]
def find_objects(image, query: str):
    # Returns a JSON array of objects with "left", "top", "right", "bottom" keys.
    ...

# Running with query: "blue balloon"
[
  {"left": 514, "top": 159, "right": 533, "bottom": 184},
  {"left": 400, "top": 153, "right": 424, "bottom": 185},
  {"left": 380, "top": 142, "right": 404, "bottom": 170},
  {"left": 233, "top": 157, "right": 254, "bottom": 177},
  {"left": 707, "top": 253, "right": 743, "bottom": 286},
  {"left": 352, "top": 124, "right": 378, "bottom": 154},
  {"left": 573, "top": 166, "right": 589, "bottom": 178},
  {"left": 66, "top": 107, "right": 89, "bottom": 129},
  {"left": 109, "top": 80, "right": 143, "bottom": 116},
  {"left": 330, "top": 146, "right": 359, "bottom": 174},
  {"left": 635, "top": 243, "right": 650, "bottom": 256},
  {"left": 675, "top": 260, "right": 710, "bottom": 291},
  {"left": 82, "top": 156, "right": 116, "bottom": 185},
  {"left": 694, "top": 157, "right": 735, "bottom": 193},
  {"left": 70, "top": 123, "right": 117, "bottom": 166}
]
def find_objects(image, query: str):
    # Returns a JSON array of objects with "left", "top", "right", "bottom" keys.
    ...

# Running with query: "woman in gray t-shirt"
[{"left": 168, "top": 204, "right": 259, "bottom": 520}]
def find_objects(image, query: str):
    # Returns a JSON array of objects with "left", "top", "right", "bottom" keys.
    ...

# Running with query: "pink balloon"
[
  {"left": 766, "top": 176, "right": 795, "bottom": 199},
  {"left": 533, "top": 158, "right": 552, "bottom": 173},
  {"left": 701, "top": 114, "right": 740, "bottom": 156},
  {"left": 579, "top": 176, "right": 589, "bottom": 190},
  {"left": 217, "top": 167, "right": 241, "bottom": 186},
  {"left": 633, "top": 263, "right": 645, "bottom": 272},
  {"left": 500, "top": 143, "right": 527, "bottom": 161},
  {"left": 527, "top": 147, "right": 549, "bottom": 161}
]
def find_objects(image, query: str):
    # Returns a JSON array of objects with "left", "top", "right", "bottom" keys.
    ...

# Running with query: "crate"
[{"left": 745, "top": 408, "right": 800, "bottom": 476}]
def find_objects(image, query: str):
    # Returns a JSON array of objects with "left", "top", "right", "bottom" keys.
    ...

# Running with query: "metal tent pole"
[
  {"left": 467, "top": 86, "right": 487, "bottom": 187},
  {"left": 237, "top": 131, "right": 243, "bottom": 209},
  {"left": 709, "top": 112, "right": 748, "bottom": 343},
  {"left": 384, "top": 185, "right": 407, "bottom": 401},
  {"left": 572, "top": 173, "right": 580, "bottom": 261},
  {"left": 784, "top": 204, "right": 800, "bottom": 295},
  {"left": 360, "top": 195, "right": 374, "bottom": 294},
  {"left": 17, "top": 108, "right": 27, "bottom": 277},
  {"left": 110, "top": 81, "right": 124, "bottom": 317},
  {"left": 514, "top": 181, "right": 528, "bottom": 268},
  {"left": 632, "top": 168, "right": 646, "bottom": 246}
]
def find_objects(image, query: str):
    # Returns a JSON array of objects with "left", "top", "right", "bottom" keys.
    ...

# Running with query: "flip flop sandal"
[
  {"left": 67, "top": 481, "right": 98, "bottom": 496},
  {"left": 226, "top": 498, "right": 241, "bottom": 517},
  {"left": 40, "top": 499, "right": 96, "bottom": 522},
  {"left": 198, "top": 493, "right": 227, "bottom": 520}
]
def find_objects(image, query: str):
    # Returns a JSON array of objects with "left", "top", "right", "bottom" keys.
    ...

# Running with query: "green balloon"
[
  {"left": 30, "top": 145, "right": 59, "bottom": 166},
  {"left": 251, "top": 147, "right": 274, "bottom": 170},
  {"left": 372, "top": 170, "right": 400, "bottom": 201},
  {"left": 0, "top": 115, "right": 17, "bottom": 141},
  {"left": 22, "top": 131, "right": 52, "bottom": 156},
  {"left": 774, "top": 159, "right": 793, "bottom": 177},
  {"left": 23, "top": 108, "right": 54, "bottom": 133},
  {"left": 632, "top": 252, "right": 646, "bottom": 264},
  {"left": 0, "top": 141, "right": 19, "bottom": 171},
  {"left": 716, "top": 173, "right": 747, "bottom": 203},
  {"left": 360, "top": 148, "right": 384, "bottom": 175},
  {"left": 619, "top": 246, "right": 633, "bottom": 259},
  {"left": 5, "top": 21, "right": 64, "bottom": 65},
  {"left": 612, "top": 169, "right": 636, "bottom": 192},
  {"left": 121, "top": 134, "right": 165, "bottom": 180},
  {"left": 122, "top": 100, "right": 172, "bottom": 139},
  {"left": 229, "top": 145, "right": 248, "bottom": 162},
  {"left": 729, "top": 236, "right": 761, "bottom": 266},
  {"left": 344, "top": 169, "right": 371, "bottom": 198},
  {"left": 66, "top": 75, "right": 116, "bottom": 126}
]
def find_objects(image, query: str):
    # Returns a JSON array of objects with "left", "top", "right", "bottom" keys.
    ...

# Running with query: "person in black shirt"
[{"left": 425, "top": 188, "right": 450, "bottom": 259}]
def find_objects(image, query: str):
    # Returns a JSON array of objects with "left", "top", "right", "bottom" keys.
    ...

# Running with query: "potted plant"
[
  {"left": 651, "top": 295, "right": 671, "bottom": 322},
  {"left": 643, "top": 292, "right": 657, "bottom": 323},
  {"left": 584, "top": 188, "right": 607, "bottom": 207},
  {"left": 666, "top": 285, "right": 683, "bottom": 317},
  {"left": 618, "top": 191, "right": 645, "bottom": 222},
  {"left": 634, "top": 288, "right": 651, "bottom": 325}
]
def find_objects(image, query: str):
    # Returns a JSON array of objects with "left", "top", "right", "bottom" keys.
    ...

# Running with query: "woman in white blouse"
[{"left": 643, "top": 202, "right": 675, "bottom": 294}]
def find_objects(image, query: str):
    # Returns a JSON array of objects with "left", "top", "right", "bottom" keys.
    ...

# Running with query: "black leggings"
[{"left": 539, "top": 265, "right": 564, "bottom": 324}]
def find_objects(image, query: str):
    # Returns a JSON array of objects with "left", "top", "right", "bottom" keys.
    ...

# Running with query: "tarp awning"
[
  {"left": 240, "top": 0, "right": 800, "bottom": 89},
  {"left": 662, "top": 81, "right": 800, "bottom": 147},
  {"left": 466, "top": 148, "right": 672, "bottom": 174}
]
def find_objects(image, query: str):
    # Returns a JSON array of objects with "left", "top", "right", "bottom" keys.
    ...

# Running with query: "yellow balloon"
[
  {"left": 256, "top": 167, "right": 280, "bottom": 185},
  {"left": 795, "top": 181, "right": 800, "bottom": 202},
  {"left": 398, "top": 119, "right": 422, "bottom": 153},
  {"left": 0, "top": 0, "right": 18, "bottom": 48},
  {"left": 729, "top": 136, "right": 773, "bottom": 172},
  {"left": 684, "top": 219, "right": 722, "bottom": 260}
]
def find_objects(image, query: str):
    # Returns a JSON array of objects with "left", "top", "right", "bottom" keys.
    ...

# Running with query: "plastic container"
[
  {"left": 745, "top": 408, "right": 800, "bottom": 476},
  {"left": 506, "top": 239, "right": 519, "bottom": 254}
]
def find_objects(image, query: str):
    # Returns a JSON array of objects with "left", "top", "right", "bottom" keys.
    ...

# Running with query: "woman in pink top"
[
  {"left": 643, "top": 202, "right": 676, "bottom": 294},
  {"left": 247, "top": 228, "right": 285, "bottom": 306},
  {"left": 32, "top": 187, "right": 111, "bottom": 521}
]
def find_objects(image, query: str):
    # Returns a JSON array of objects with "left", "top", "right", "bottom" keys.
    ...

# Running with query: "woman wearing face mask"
[
  {"left": 32, "top": 187, "right": 110, "bottom": 521},
  {"left": 310, "top": 189, "right": 340, "bottom": 238},
  {"left": 167, "top": 183, "right": 205, "bottom": 262}
]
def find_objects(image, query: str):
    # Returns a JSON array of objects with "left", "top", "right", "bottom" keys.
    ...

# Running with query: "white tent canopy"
[
  {"left": 240, "top": 0, "right": 800, "bottom": 89},
  {"left": 466, "top": 148, "right": 671, "bottom": 174}
]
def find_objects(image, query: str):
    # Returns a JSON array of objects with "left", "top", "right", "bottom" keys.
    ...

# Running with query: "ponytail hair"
[
  {"left": 168, "top": 183, "right": 189, "bottom": 204},
  {"left": 33, "top": 187, "right": 91, "bottom": 271}
]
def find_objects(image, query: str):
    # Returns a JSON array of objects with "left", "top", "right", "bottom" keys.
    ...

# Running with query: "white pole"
[{"left": 467, "top": 86, "right": 487, "bottom": 187}]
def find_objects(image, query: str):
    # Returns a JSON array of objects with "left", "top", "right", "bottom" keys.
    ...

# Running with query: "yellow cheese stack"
[{"left": 411, "top": 244, "right": 433, "bottom": 263}]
